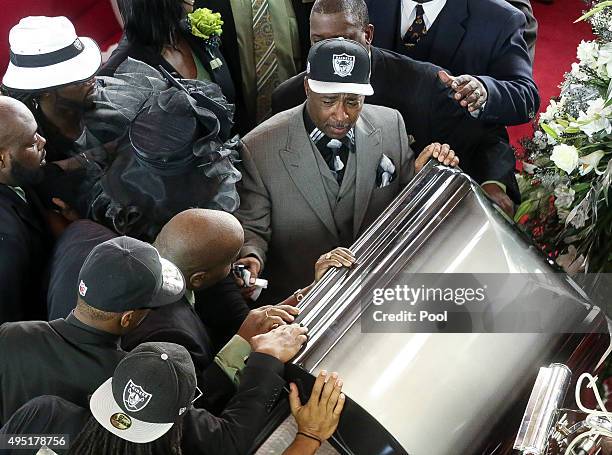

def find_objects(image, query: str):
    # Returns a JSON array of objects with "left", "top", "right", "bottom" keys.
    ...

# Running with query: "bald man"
[
  {"left": 46, "top": 210, "right": 351, "bottom": 413},
  {"left": 0, "top": 97, "right": 50, "bottom": 322}
]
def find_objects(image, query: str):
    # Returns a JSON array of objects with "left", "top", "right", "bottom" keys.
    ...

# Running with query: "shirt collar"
[
  {"left": 302, "top": 106, "right": 355, "bottom": 148},
  {"left": 8, "top": 186, "right": 28, "bottom": 204},
  {"left": 51, "top": 311, "right": 122, "bottom": 348},
  {"left": 402, "top": 0, "right": 447, "bottom": 29},
  {"left": 184, "top": 289, "right": 196, "bottom": 306}
]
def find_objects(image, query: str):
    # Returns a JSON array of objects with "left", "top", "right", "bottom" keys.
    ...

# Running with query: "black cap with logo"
[
  {"left": 90, "top": 342, "right": 197, "bottom": 443},
  {"left": 77, "top": 236, "right": 185, "bottom": 312},
  {"left": 306, "top": 37, "right": 373, "bottom": 96}
]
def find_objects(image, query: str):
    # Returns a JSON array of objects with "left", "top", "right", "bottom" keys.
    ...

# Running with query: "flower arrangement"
[
  {"left": 516, "top": 0, "right": 612, "bottom": 273},
  {"left": 188, "top": 8, "right": 223, "bottom": 41}
]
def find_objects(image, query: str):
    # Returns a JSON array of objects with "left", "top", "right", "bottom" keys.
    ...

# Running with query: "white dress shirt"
[{"left": 400, "top": 0, "right": 448, "bottom": 37}]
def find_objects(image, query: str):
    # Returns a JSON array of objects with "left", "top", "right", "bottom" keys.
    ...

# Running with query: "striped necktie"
[{"left": 252, "top": 0, "right": 281, "bottom": 122}]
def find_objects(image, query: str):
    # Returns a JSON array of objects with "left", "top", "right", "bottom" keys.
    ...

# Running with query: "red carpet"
[{"left": 509, "top": 0, "right": 594, "bottom": 151}]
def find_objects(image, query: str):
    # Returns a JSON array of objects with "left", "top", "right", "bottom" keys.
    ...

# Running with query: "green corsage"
[{"left": 188, "top": 8, "right": 223, "bottom": 40}]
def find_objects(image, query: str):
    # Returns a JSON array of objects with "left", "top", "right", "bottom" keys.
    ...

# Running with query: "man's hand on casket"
[
  {"left": 482, "top": 182, "right": 515, "bottom": 217},
  {"left": 250, "top": 324, "right": 308, "bottom": 363},
  {"left": 314, "top": 247, "right": 356, "bottom": 282},
  {"left": 237, "top": 305, "right": 300, "bottom": 341},
  {"left": 289, "top": 370, "right": 345, "bottom": 445},
  {"left": 416, "top": 143, "right": 460, "bottom": 173}
]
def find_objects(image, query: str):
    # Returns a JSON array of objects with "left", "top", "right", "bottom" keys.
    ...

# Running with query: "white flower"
[
  {"left": 556, "top": 245, "right": 586, "bottom": 275},
  {"left": 550, "top": 144, "right": 580, "bottom": 174},
  {"left": 565, "top": 194, "right": 591, "bottom": 229},
  {"left": 597, "top": 43, "right": 612, "bottom": 78},
  {"left": 578, "top": 150, "right": 606, "bottom": 175},
  {"left": 557, "top": 208, "right": 570, "bottom": 223},
  {"left": 540, "top": 99, "right": 563, "bottom": 123},
  {"left": 554, "top": 185, "right": 575, "bottom": 209},
  {"left": 586, "top": 97, "right": 612, "bottom": 117},
  {"left": 522, "top": 161, "right": 538, "bottom": 174},
  {"left": 577, "top": 40, "right": 599, "bottom": 66},
  {"left": 570, "top": 62, "right": 589, "bottom": 81},
  {"left": 580, "top": 117, "right": 612, "bottom": 136},
  {"left": 533, "top": 130, "right": 548, "bottom": 150},
  {"left": 577, "top": 98, "right": 612, "bottom": 137}
]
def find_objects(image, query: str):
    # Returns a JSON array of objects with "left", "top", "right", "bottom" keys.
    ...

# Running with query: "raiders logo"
[
  {"left": 78, "top": 280, "right": 87, "bottom": 297},
  {"left": 73, "top": 39, "right": 83, "bottom": 51},
  {"left": 123, "top": 379, "right": 153, "bottom": 412},
  {"left": 110, "top": 412, "right": 132, "bottom": 430},
  {"left": 332, "top": 53, "right": 355, "bottom": 78}
]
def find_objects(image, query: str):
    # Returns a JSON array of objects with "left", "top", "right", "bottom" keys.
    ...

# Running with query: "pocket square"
[{"left": 376, "top": 154, "right": 396, "bottom": 188}]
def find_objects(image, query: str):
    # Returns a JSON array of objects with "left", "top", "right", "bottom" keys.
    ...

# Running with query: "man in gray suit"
[{"left": 235, "top": 38, "right": 458, "bottom": 304}]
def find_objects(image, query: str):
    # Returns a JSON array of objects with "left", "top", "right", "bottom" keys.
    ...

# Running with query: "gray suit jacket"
[{"left": 236, "top": 104, "right": 414, "bottom": 303}]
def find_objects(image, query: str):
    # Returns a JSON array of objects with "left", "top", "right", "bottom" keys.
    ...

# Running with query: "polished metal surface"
[
  {"left": 256, "top": 163, "right": 609, "bottom": 455},
  {"left": 514, "top": 363, "right": 572, "bottom": 454}
]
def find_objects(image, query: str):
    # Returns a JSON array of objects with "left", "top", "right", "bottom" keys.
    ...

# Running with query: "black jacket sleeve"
[
  {"left": 195, "top": 275, "right": 250, "bottom": 350},
  {"left": 181, "top": 352, "right": 285, "bottom": 455},
  {"left": 424, "top": 77, "right": 520, "bottom": 204}
]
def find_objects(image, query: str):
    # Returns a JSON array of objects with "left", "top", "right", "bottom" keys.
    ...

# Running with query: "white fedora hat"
[{"left": 2, "top": 16, "right": 101, "bottom": 92}]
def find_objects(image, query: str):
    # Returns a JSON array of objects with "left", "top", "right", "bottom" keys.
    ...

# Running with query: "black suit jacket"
[
  {"left": 366, "top": 0, "right": 539, "bottom": 126},
  {"left": 122, "top": 297, "right": 236, "bottom": 414},
  {"left": 195, "top": 0, "right": 314, "bottom": 133},
  {"left": 0, "top": 184, "right": 49, "bottom": 323},
  {"left": 0, "top": 314, "right": 125, "bottom": 425},
  {"left": 272, "top": 47, "right": 520, "bottom": 203},
  {"left": 45, "top": 220, "right": 248, "bottom": 414},
  {"left": 1, "top": 353, "right": 285, "bottom": 455}
]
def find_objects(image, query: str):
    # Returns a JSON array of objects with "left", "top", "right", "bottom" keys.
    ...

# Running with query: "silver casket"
[{"left": 253, "top": 162, "right": 611, "bottom": 455}]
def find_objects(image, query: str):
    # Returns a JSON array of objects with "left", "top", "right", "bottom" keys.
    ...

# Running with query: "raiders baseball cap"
[
  {"left": 306, "top": 37, "right": 373, "bottom": 96},
  {"left": 90, "top": 342, "right": 198, "bottom": 443},
  {"left": 77, "top": 236, "right": 185, "bottom": 312}
]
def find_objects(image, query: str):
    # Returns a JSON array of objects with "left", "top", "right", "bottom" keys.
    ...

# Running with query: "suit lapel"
[
  {"left": 185, "top": 31, "right": 237, "bottom": 103},
  {"left": 279, "top": 107, "right": 339, "bottom": 240},
  {"left": 353, "top": 111, "right": 382, "bottom": 236},
  {"left": 0, "top": 185, "right": 44, "bottom": 234},
  {"left": 430, "top": 0, "right": 468, "bottom": 71}
]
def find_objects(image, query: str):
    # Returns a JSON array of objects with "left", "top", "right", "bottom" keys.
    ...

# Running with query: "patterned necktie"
[
  {"left": 252, "top": 0, "right": 281, "bottom": 123},
  {"left": 403, "top": 4, "right": 428, "bottom": 47}
]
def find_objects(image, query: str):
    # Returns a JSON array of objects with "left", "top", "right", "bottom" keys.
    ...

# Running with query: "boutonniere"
[
  {"left": 376, "top": 154, "right": 396, "bottom": 188},
  {"left": 188, "top": 8, "right": 223, "bottom": 40},
  {"left": 187, "top": 8, "right": 225, "bottom": 70}
]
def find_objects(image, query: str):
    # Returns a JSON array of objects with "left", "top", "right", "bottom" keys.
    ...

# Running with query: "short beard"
[{"left": 10, "top": 159, "right": 44, "bottom": 186}]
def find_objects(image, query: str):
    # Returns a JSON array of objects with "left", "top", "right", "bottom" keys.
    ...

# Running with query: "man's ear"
[
  {"left": 189, "top": 271, "right": 207, "bottom": 290},
  {"left": 365, "top": 24, "right": 375, "bottom": 46},
  {"left": 303, "top": 77, "right": 310, "bottom": 97},
  {"left": 0, "top": 149, "right": 8, "bottom": 170},
  {"left": 120, "top": 310, "right": 135, "bottom": 328}
]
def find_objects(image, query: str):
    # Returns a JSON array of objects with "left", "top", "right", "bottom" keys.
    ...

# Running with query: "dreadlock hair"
[
  {"left": 67, "top": 413, "right": 184, "bottom": 455},
  {"left": 118, "top": 0, "right": 185, "bottom": 53},
  {"left": 311, "top": 0, "right": 370, "bottom": 29}
]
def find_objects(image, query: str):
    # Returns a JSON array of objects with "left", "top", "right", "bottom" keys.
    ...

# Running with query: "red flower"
[{"left": 518, "top": 214, "right": 530, "bottom": 225}]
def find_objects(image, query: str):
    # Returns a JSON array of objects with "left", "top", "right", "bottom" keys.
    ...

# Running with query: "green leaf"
[
  {"left": 575, "top": 1, "right": 612, "bottom": 22},
  {"left": 572, "top": 182, "right": 592, "bottom": 193},
  {"left": 541, "top": 123, "right": 559, "bottom": 140},
  {"left": 514, "top": 199, "right": 535, "bottom": 223}
]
